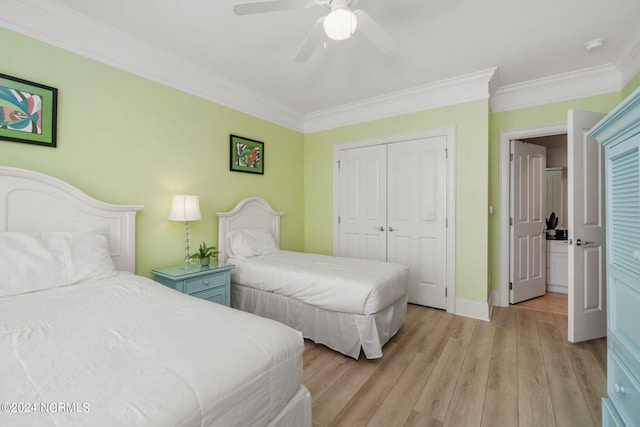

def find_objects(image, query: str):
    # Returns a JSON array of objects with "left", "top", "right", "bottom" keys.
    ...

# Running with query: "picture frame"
[
  {"left": 0, "top": 73, "right": 58, "bottom": 147},
  {"left": 230, "top": 134, "right": 264, "bottom": 174}
]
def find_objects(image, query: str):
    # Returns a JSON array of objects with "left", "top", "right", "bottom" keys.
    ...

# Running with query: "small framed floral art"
[
  {"left": 0, "top": 73, "right": 58, "bottom": 147},
  {"left": 230, "top": 134, "right": 264, "bottom": 175}
]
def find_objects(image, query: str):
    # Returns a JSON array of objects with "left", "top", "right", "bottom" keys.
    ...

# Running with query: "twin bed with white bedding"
[
  {"left": 0, "top": 167, "right": 311, "bottom": 427},
  {"left": 217, "top": 197, "right": 409, "bottom": 359}
]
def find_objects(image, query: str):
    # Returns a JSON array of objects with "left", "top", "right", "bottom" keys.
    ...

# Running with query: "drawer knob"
[
  {"left": 613, "top": 383, "right": 627, "bottom": 395},
  {"left": 203, "top": 280, "right": 210, "bottom": 286}
]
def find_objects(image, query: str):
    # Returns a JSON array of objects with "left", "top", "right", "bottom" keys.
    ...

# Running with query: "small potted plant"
[
  {"left": 189, "top": 241, "right": 220, "bottom": 266},
  {"left": 546, "top": 212, "right": 559, "bottom": 237}
]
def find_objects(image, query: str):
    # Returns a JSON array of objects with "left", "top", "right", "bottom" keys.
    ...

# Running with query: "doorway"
[
  {"left": 511, "top": 134, "right": 568, "bottom": 307},
  {"left": 498, "top": 124, "right": 567, "bottom": 308},
  {"left": 498, "top": 110, "right": 607, "bottom": 343}
]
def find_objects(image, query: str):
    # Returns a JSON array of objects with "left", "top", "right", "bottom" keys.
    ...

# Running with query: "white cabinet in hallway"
[{"left": 546, "top": 239, "right": 568, "bottom": 294}]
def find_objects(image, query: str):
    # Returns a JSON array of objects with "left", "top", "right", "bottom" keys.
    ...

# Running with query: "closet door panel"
[
  {"left": 388, "top": 136, "right": 447, "bottom": 309},
  {"left": 337, "top": 145, "right": 387, "bottom": 261}
]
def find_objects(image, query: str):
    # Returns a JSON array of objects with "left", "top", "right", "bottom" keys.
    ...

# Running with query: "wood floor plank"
[
  {"left": 534, "top": 309, "right": 557, "bottom": 325},
  {"left": 517, "top": 345, "right": 556, "bottom": 427},
  {"left": 537, "top": 321, "right": 572, "bottom": 379},
  {"left": 413, "top": 337, "right": 468, "bottom": 421},
  {"left": 367, "top": 352, "right": 436, "bottom": 427},
  {"left": 304, "top": 358, "right": 351, "bottom": 401},
  {"left": 480, "top": 389, "right": 518, "bottom": 427},
  {"left": 546, "top": 374, "right": 595, "bottom": 427},
  {"left": 443, "top": 354, "right": 491, "bottom": 427},
  {"left": 442, "top": 322, "right": 494, "bottom": 427},
  {"left": 516, "top": 308, "right": 540, "bottom": 350},
  {"left": 404, "top": 411, "right": 443, "bottom": 427},
  {"left": 303, "top": 341, "right": 338, "bottom": 382},
  {"left": 565, "top": 343, "right": 607, "bottom": 424},
  {"left": 310, "top": 356, "right": 380, "bottom": 427},
  {"left": 494, "top": 306, "right": 517, "bottom": 332},
  {"left": 487, "top": 326, "right": 517, "bottom": 396}
]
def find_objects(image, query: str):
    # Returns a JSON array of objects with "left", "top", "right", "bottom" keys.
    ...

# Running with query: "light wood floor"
[
  {"left": 512, "top": 292, "right": 568, "bottom": 316},
  {"left": 302, "top": 300, "right": 606, "bottom": 427}
]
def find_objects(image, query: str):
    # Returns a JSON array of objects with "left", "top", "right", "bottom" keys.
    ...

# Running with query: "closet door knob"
[
  {"left": 388, "top": 226, "right": 396, "bottom": 232},
  {"left": 376, "top": 226, "right": 385, "bottom": 231}
]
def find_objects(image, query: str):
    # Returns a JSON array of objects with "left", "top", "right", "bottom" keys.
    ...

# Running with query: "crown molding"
[
  {"left": 0, "top": 0, "right": 305, "bottom": 132},
  {"left": 616, "top": 22, "right": 640, "bottom": 88},
  {"left": 304, "top": 68, "right": 498, "bottom": 133},
  {"left": 490, "top": 64, "right": 622, "bottom": 113}
]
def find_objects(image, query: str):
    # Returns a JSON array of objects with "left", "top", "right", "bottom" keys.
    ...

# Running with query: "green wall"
[
  {"left": 0, "top": 28, "right": 305, "bottom": 277},
  {"left": 304, "top": 100, "right": 491, "bottom": 302}
]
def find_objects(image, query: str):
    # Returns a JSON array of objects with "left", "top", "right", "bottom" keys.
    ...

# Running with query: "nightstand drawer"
[
  {"left": 192, "top": 287, "right": 227, "bottom": 305},
  {"left": 184, "top": 273, "right": 227, "bottom": 294},
  {"left": 609, "top": 351, "right": 640, "bottom": 426}
]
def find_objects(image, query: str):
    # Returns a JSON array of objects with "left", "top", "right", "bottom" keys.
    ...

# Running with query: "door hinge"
[
  {"left": 445, "top": 288, "right": 448, "bottom": 297},
  {"left": 337, "top": 160, "right": 341, "bottom": 169},
  {"left": 509, "top": 282, "right": 513, "bottom": 290},
  {"left": 509, "top": 217, "right": 513, "bottom": 226},
  {"left": 338, "top": 216, "right": 341, "bottom": 224},
  {"left": 444, "top": 148, "right": 448, "bottom": 159},
  {"left": 510, "top": 153, "right": 514, "bottom": 161},
  {"left": 446, "top": 218, "right": 448, "bottom": 228}
]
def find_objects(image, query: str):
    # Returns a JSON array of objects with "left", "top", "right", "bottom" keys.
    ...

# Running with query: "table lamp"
[{"left": 168, "top": 194, "right": 202, "bottom": 265}]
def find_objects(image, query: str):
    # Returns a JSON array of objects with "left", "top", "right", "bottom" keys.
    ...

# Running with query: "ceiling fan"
[{"left": 233, "top": 0, "right": 394, "bottom": 62}]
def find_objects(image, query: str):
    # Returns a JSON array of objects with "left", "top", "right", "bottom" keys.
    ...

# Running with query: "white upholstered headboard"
[
  {"left": 216, "top": 197, "right": 282, "bottom": 263},
  {"left": 0, "top": 166, "right": 143, "bottom": 273}
]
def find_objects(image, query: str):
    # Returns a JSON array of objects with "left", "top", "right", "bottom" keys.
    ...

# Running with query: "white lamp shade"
[
  {"left": 323, "top": 8, "right": 357, "bottom": 41},
  {"left": 168, "top": 194, "right": 202, "bottom": 221}
]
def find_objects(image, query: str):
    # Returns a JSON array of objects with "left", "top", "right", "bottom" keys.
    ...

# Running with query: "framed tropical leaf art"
[
  {"left": 230, "top": 134, "right": 264, "bottom": 175},
  {"left": 0, "top": 74, "right": 58, "bottom": 147}
]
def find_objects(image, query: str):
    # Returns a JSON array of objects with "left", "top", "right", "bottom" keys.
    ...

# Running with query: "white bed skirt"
[
  {"left": 232, "top": 283, "right": 408, "bottom": 359},
  {"left": 267, "top": 385, "right": 312, "bottom": 427}
]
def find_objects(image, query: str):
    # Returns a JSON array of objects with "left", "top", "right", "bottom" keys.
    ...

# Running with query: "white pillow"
[
  {"left": 0, "top": 230, "right": 117, "bottom": 297},
  {"left": 227, "top": 228, "right": 278, "bottom": 259},
  {"left": 67, "top": 230, "right": 118, "bottom": 283},
  {"left": 0, "top": 231, "right": 72, "bottom": 297}
]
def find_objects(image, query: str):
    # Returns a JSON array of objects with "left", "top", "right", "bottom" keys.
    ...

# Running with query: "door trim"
[
  {"left": 332, "top": 126, "right": 456, "bottom": 314},
  {"left": 498, "top": 124, "right": 567, "bottom": 307}
]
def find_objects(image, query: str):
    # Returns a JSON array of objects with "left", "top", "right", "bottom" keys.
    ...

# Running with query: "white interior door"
[
  {"left": 337, "top": 145, "right": 387, "bottom": 261},
  {"left": 510, "top": 140, "right": 547, "bottom": 303},
  {"left": 567, "top": 109, "right": 607, "bottom": 342},
  {"left": 388, "top": 137, "right": 447, "bottom": 309}
]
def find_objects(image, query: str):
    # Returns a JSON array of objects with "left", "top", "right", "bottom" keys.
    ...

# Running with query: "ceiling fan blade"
[
  {"left": 353, "top": 9, "right": 395, "bottom": 54},
  {"left": 233, "top": 0, "right": 309, "bottom": 16},
  {"left": 294, "top": 17, "right": 325, "bottom": 63}
]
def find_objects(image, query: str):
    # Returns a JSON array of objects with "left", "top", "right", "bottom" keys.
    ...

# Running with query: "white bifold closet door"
[{"left": 337, "top": 136, "right": 448, "bottom": 309}]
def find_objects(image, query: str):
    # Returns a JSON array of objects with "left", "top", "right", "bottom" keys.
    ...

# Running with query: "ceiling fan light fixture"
[{"left": 323, "top": 7, "right": 357, "bottom": 41}]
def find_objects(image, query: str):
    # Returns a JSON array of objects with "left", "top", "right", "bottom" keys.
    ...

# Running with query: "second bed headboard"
[{"left": 216, "top": 197, "right": 283, "bottom": 263}]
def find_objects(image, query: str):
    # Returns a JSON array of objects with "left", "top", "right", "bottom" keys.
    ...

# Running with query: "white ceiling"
[{"left": 3, "top": 0, "right": 640, "bottom": 131}]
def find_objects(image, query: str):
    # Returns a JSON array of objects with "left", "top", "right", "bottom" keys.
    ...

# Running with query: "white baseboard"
[
  {"left": 546, "top": 285, "right": 568, "bottom": 294},
  {"left": 455, "top": 298, "right": 491, "bottom": 321}
]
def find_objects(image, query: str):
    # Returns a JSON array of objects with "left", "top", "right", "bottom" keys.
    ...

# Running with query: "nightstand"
[{"left": 151, "top": 262, "right": 234, "bottom": 307}]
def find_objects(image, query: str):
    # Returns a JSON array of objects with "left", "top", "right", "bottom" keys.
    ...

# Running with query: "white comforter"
[
  {"left": 230, "top": 251, "right": 409, "bottom": 315},
  {"left": 0, "top": 272, "right": 304, "bottom": 427}
]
